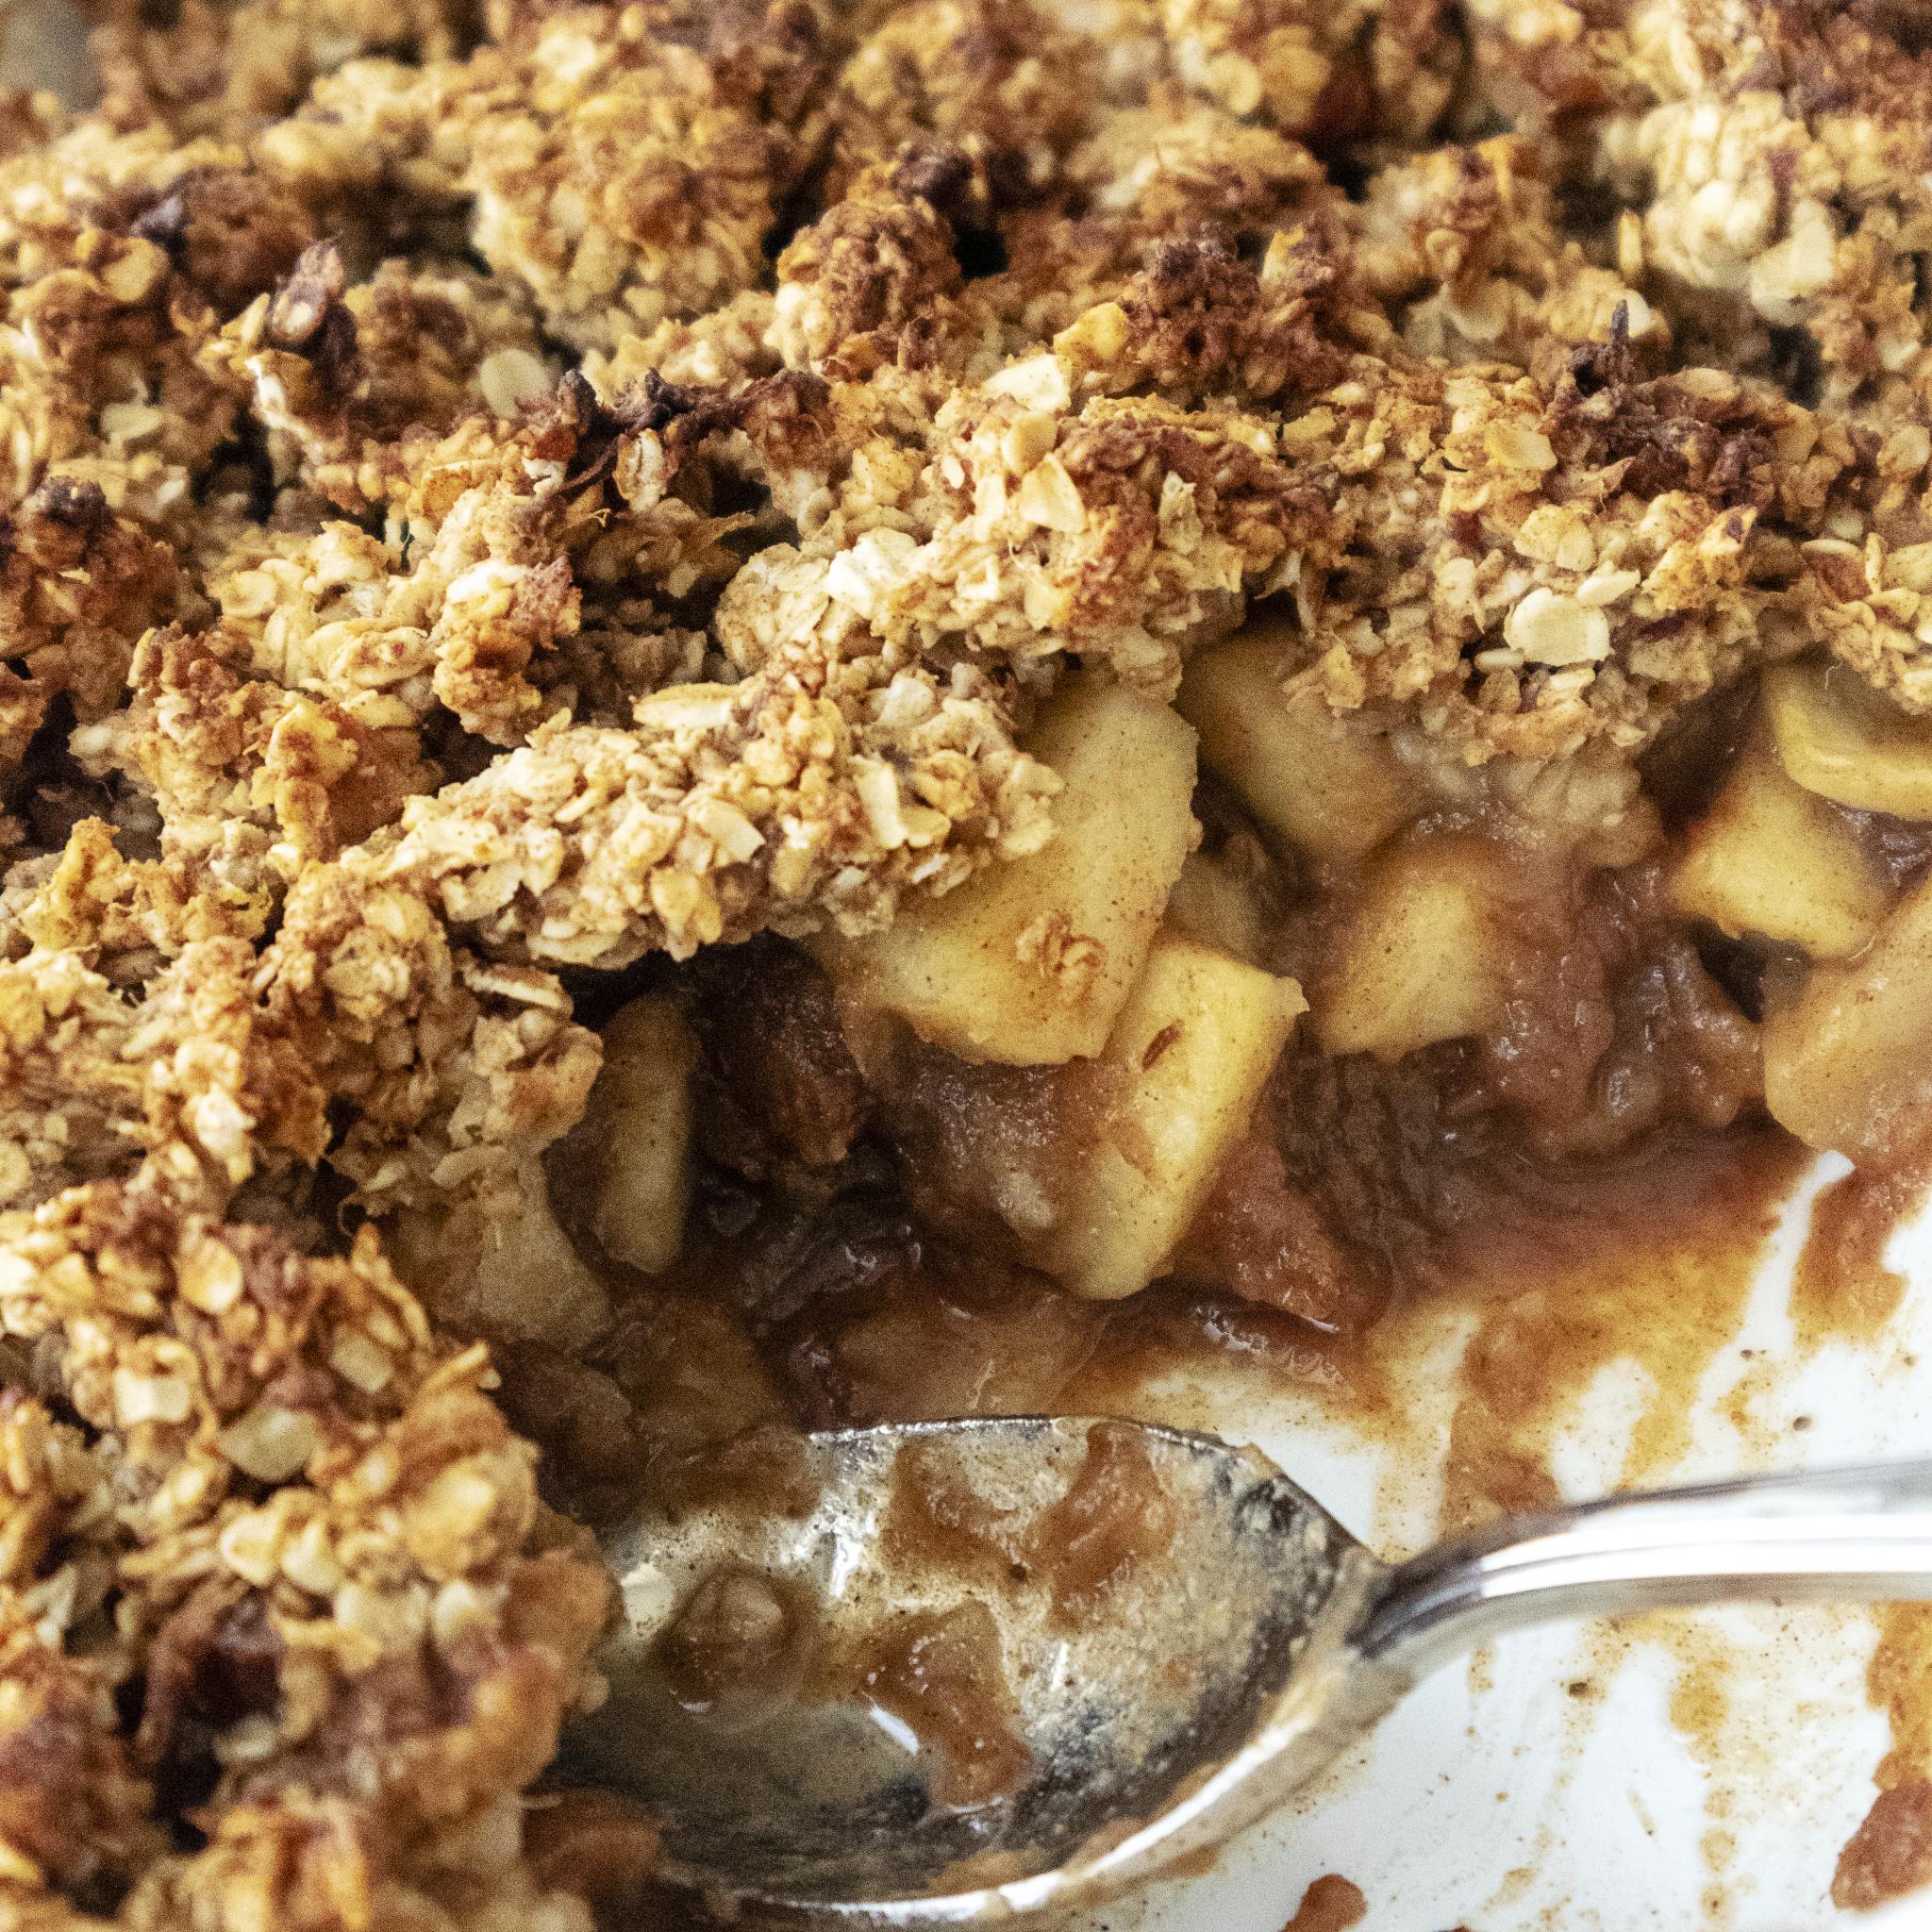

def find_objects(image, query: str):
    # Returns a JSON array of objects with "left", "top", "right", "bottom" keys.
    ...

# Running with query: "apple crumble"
[{"left": 5, "top": 0, "right": 1932, "bottom": 1924}]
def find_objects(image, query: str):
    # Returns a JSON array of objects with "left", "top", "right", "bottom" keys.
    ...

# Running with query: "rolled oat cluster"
[{"left": 0, "top": 1, "right": 1930, "bottom": 1925}]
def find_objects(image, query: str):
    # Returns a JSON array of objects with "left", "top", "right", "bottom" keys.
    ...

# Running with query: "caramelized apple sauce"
[
  {"left": 1281, "top": 1874, "right": 1369, "bottom": 1932},
  {"left": 844, "top": 1603, "right": 1034, "bottom": 1809}
]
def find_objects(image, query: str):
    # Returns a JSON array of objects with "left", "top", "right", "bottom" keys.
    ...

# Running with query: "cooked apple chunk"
[
  {"left": 1314, "top": 832, "right": 1527, "bottom": 1059},
  {"left": 1764, "top": 656, "right": 1932, "bottom": 820},
  {"left": 1045, "top": 934, "right": 1306, "bottom": 1300},
  {"left": 1764, "top": 874, "right": 1932, "bottom": 1161},
  {"left": 1177, "top": 625, "right": 1418, "bottom": 863},
  {"left": 824, "top": 674, "right": 1197, "bottom": 1065},
  {"left": 579, "top": 993, "right": 698, "bottom": 1275},
  {"left": 1670, "top": 727, "right": 1890, "bottom": 959},
  {"left": 386, "top": 1158, "right": 612, "bottom": 1353},
  {"left": 1163, "top": 848, "right": 1268, "bottom": 965}
]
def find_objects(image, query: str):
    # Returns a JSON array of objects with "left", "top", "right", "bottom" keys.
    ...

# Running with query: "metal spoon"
[{"left": 561, "top": 1418, "right": 1932, "bottom": 1925}]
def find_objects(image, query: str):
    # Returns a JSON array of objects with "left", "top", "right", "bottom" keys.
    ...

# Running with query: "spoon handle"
[{"left": 1355, "top": 1457, "right": 1932, "bottom": 1674}]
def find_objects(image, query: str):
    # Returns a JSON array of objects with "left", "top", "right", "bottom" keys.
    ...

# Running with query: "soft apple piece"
[
  {"left": 1313, "top": 831, "right": 1526, "bottom": 1059},
  {"left": 386, "top": 1158, "right": 611, "bottom": 1352},
  {"left": 1764, "top": 655, "right": 1932, "bottom": 820},
  {"left": 1764, "top": 873, "right": 1932, "bottom": 1161},
  {"left": 1163, "top": 848, "right": 1268, "bottom": 965},
  {"left": 1045, "top": 933, "right": 1306, "bottom": 1300},
  {"left": 1670, "top": 726, "right": 1891, "bottom": 958},
  {"left": 824, "top": 673, "right": 1197, "bottom": 1065},
  {"left": 579, "top": 993, "right": 698, "bottom": 1274},
  {"left": 1177, "top": 624, "right": 1419, "bottom": 863}
]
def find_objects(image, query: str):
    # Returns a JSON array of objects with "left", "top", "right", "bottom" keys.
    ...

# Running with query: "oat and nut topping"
[{"left": 6, "top": 0, "right": 1932, "bottom": 1924}]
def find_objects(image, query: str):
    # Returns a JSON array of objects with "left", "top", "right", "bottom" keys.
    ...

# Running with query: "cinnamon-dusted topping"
[
  {"left": 0, "top": 0, "right": 1930, "bottom": 1923},
  {"left": 0, "top": 1183, "right": 609, "bottom": 1928},
  {"left": 1465, "top": 2, "right": 1932, "bottom": 419}
]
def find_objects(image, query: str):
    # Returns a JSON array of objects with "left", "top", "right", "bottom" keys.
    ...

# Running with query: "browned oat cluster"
[{"left": 6, "top": 0, "right": 1932, "bottom": 1925}]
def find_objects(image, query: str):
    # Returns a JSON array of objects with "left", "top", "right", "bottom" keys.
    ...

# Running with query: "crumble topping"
[{"left": 1, "top": 0, "right": 1931, "bottom": 1924}]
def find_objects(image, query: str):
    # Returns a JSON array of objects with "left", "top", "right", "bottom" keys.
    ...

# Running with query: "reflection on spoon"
[{"left": 562, "top": 1416, "right": 1932, "bottom": 1927}]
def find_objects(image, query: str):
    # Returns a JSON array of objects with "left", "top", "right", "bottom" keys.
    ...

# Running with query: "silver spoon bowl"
[{"left": 560, "top": 1418, "right": 1932, "bottom": 1925}]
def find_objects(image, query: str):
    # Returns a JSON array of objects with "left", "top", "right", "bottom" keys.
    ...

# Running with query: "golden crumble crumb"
[{"left": 0, "top": 1, "right": 1929, "bottom": 1924}]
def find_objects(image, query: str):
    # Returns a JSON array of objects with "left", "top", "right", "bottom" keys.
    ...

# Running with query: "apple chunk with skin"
[
  {"left": 1044, "top": 933, "right": 1306, "bottom": 1300},
  {"left": 1765, "top": 872, "right": 1932, "bottom": 1161},
  {"left": 1670, "top": 726, "right": 1891, "bottom": 960},
  {"left": 824, "top": 673, "right": 1197, "bottom": 1065},
  {"left": 1313, "top": 831, "right": 1530, "bottom": 1060},
  {"left": 1177, "top": 624, "right": 1419, "bottom": 863}
]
